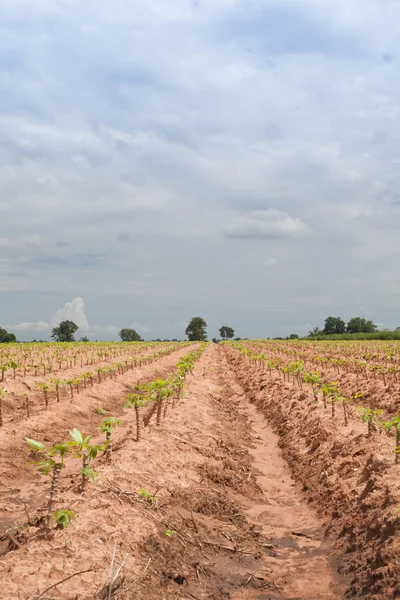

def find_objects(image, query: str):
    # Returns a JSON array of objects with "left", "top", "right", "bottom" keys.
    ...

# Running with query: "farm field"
[{"left": 1, "top": 341, "right": 400, "bottom": 599}]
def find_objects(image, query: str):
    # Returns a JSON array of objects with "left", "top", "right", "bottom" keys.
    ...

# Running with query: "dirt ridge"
[{"left": 225, "top": 346, "right": 400, "bottom": 599}]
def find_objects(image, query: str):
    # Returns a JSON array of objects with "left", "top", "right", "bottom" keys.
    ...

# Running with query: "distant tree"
[
  {"left": 51, "top": 321, "right": 79, "bottom": 342},
  {"left": 323, "top": 316, "right": 346, "bottom": 335},
  {"left": 308, "top": 327, "right": 322, "bottom": 337},
  {"left": 0, "top": 327, "right": 16, "bottom": 343},
  {"left": 219, "top": 326, "right": 235, "bottom": 340},
  {"left": 185, "top": 317, "right": 207, "bottom": 341},
  {"left": 212, "top": 338, "right": 220, "bottom": 344},
  {"left": 172, "top": 339, "right": 178, "bottom": 342},
  {"left": 288, "top": 333, "right": 299, "bottom": 339},
  {"left": 80, "top": 336, "right": 90, "bottom": 342},
  {"left": 119, "top": 328, "right": 143, "bottom": 342},
  {"left": 347, "top": 317, "right": 377, "bottom": 334}
]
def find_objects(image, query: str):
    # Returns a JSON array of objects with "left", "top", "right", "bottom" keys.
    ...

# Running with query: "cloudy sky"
[{"left": 1, "top": 0, "right": 400, "bottom": 340}]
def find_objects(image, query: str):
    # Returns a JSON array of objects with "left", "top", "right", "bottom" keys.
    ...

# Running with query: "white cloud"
[
  {"left": 10, "top": 320, "right": 50, "bottom": 332},
  {"left": 51, "top": 297, "right": 89, "bottom": 330},
  {"left": 223, "top": 209, "right": 309, "bottom": 239},
  {"left": 2, "top": 0, "right": 400, "bottom": 338}
]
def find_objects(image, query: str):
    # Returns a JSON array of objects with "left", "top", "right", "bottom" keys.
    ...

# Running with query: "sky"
[{"left": 1, "top": 0, "right": 400, "bottom": 341}]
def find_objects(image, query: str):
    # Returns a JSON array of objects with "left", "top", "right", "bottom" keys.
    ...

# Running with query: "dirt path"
[
  {"left": 232, "top": 402, "right": 341, "bottom": 600},
  {"left": 0, "top": 345, "right": 347, "bottom": 599}
]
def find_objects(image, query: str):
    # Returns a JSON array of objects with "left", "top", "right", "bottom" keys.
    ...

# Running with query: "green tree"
[
  {"left": 185, "top": 317, "right": 207, "bottom": 341},
  {"left": 308, "top": 327, "right": 322, "bottom": 337},
  {"left": 289, "top": 333, "right": 299, "bottom": 339},
  {"left": 0, "top": 327, "right": 16, "bottom": 343},
  {"left": 219, "top": 326, "right": 235, "bottom": 340},
  {"left": 80, "top": 336, "right": 90, "bottom": 342},
  {"left": 119, "top": 328, "right": 143, "bottom": 342},
  {"left": 51, "top": 321, "right": 79, "bottom": 342},
  {"left": 347, "top": 317, "right": 377, "bottom": 334},
  {"left": 323, "top": 316, "right": 346, "bottom": 335}
]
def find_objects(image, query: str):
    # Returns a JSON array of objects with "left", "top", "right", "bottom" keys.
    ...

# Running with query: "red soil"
[{"left": 0, "top": 344, "right": 397, "bottom": 599}]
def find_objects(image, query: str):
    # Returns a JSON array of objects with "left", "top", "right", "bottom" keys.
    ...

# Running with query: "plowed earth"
[{"left": 0, "top": 344, "right": 398, "bottom": 599}]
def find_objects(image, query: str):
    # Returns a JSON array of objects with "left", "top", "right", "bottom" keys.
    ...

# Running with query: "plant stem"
[
  {"left": 106, "top": 431, "right": 112, "bottom": 456},
  {"left": 135, "top": 405, "right": 141, "bottom": 441},
  {"left": 46, "top": 463, "right": 62, "bottom": 529},
  {"left": 156, "top": 398, "right": 163, "bottom": 426},
  {"left": 81, "top": 455, "right": 88, "bottom": 492}
]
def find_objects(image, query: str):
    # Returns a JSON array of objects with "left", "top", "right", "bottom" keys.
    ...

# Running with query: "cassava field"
[{"left": 1, "top": 340, "right": 400, "bottom": 599}]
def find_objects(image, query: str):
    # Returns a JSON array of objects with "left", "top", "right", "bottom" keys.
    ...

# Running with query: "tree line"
[
  {"left": 305, "top": 316, "right": 400, "bottom": 340},
  {"left": 310, "top": 316, "right": 378, "bottom": 337},
  {"left": 0, "top": 317, "right": 237, "bottom": 343}
]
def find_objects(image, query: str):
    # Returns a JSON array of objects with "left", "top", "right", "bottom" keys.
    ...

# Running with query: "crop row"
[
  {"left": 0, "top": 342, "right": 192, "bottom": 426},
  {"left": 239, "top": 340, "right": 400, "bottom": 384},
  {"left": 16, "top": 344, "right": 207, "bottom": 535},
  {"left": 0, "top": 341, "right": 178, "bottom": 381},
  {"left": 227, "top": 342, "right": 400, "bottom": 461}
]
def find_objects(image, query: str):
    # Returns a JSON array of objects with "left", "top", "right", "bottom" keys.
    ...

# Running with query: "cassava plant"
[
  {"left": 54, "top": 508, "right": 76, "bottom": 529},
  {"left": 68, "top": 428, "right": 107, "bottom": 492},
  {"left": 358, "top": 407, "right": 384, "bottom": 437},
  {"left": 320, "top": 383, "right": 339, "bottom": 413},
  {"left": 302, "top": 371, "right": 321, "bottom": 402},
  {"left": 380, "top": 416, "right": 400, "bottom": 464},
  {"left": 0, "top": 385, "right": 7, "bottom": 427},
  {"left": 26, "top": 438, "right": 70, "bottom": 529},
  {"left": 36, "top": 382, "right": 51, "bottom": 409},
  {"left": 125, "top": 391, "right": 147, "bottom": 441},
  {"left": 99, "top": 417, "right": 121, "bottom": 456},
  {"left": 338, "top": 394, "right": 351, "bottom": 426},
  {"left": 138, "top": 488, "right": 157, "bottom": 506}
]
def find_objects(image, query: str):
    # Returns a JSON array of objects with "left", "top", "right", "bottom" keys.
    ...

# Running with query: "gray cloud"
[
  {"left": 223, "top": 209, "right": 309, "bottom": 239},
  {"left": 1, "top": 0, "right": 400, "bottom": 339}
]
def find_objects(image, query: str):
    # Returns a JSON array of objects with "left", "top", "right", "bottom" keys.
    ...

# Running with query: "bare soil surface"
[{"left": 0, "top": 345, "right": 349, "bottom": 600}]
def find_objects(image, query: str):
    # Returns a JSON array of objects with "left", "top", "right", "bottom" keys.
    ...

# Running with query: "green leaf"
[
  {"left": 26, "top": 438, "right": 46, "bottom": 452},
  {"left": 69, "top": 428, "right": 84, "bottom": 444}
]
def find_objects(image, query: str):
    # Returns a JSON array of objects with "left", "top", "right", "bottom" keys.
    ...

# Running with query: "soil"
[{"left": 0, "top": 344, "right": 398, "bottom": 599}]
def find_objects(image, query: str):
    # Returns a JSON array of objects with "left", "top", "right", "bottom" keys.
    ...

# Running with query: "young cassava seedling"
[
  {"left": 380, "top": 416, "right": 400, "bottom": 464},
  {"left": 125, "top": 391, "right": 147, "bottom": 441},
  {"left": 26, "top": 438, "right": 70, "bottom": 529},
  {"left": 358, "top": 407, "right": 384, "bottom": 437},
  {"left": 99, "top": 417, "right": 121, "bottom": 456},
  {"left": 0, "top": 385, "right": 7, "bottom": 427},
  {"left": 68, "top": 428, "right": 107, "bottom": 492},
  {"left": 54, "top": 509, "right": 76, "bottom": 529},
  {"left": 320, "top": 383, "right": 339, "bottom": 414},
  {"left": 302, "top": 372, "right": 321, "bottom": 402},
  {"left": 138, "top": 488, "right": 158, "bottom": 506}
]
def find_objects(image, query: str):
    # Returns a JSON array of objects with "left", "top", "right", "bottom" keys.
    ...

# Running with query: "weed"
[{"left": 54, "top": 509, "right": 76, "bottom": 529}]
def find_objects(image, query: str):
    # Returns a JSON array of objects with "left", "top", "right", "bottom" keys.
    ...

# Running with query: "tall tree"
[
  {"left": 185, "top": 317, "right": 207, "bottom": 341},
  {"left": 308, "top": 327, "right": 322, "bottom": 337},
  {"left": 119, "top": 328, "right": 143, "bottom": 342},
  {"left": 51, "top": 321, "right": 79, "bottom": 342},
  {"left": 323, "top": 316, "right": 346, "bottom": 335},
  {"left": 0, "top": 327, "right": 16, "bottom": 343},
  {"left": 219, "top": 326, "right": 235, "bottom": 340},
  {"left": 347, "top": 317, "right": 377, "bottom": 334}
]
